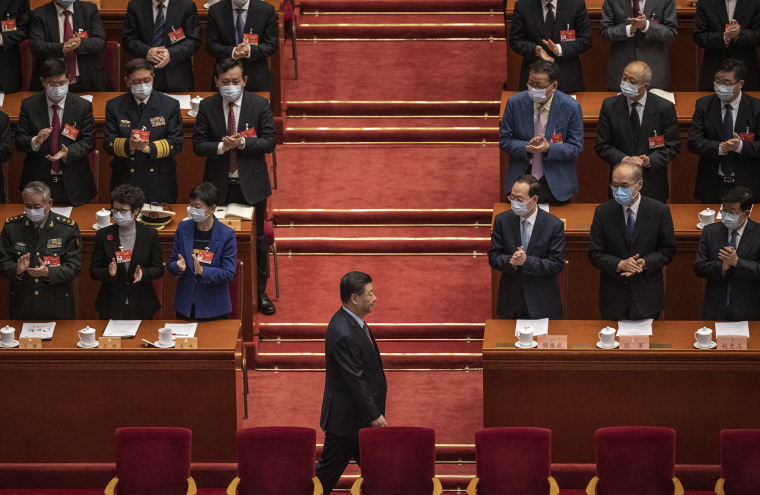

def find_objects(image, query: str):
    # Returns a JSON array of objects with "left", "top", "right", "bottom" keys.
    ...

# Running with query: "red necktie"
[
  {"left": 632, "top": 0, "right": 641, "bottom": 16},
  {"left": 228, "top": 102, "right": 238, "bottom": 174},
  {"left": 63, "top": 11, "right": 76, "bottom": 84},
  {"left": 50, "top": 104, "right": 62, "bottom": 173}
]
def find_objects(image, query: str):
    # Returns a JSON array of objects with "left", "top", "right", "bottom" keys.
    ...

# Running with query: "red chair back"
[
  {"left": 595, "top": 426, "right": 676, "bottom": 495},
  {"left": 235, "top": 427, "right": 317, "bottom": 495},
  {"left": 358, "top": 426, "right": 436, "bottom": 495},
  {"left": 20, "top": 39, "right": 31, "bottom": 91},
  {"left": 720, "top": 429, "right": 760, "bottom": 495},
  {"left": 114, "top": 427, "right": 192, "bottom": 495},
  {"left": 152, "top": 276, "right": 163, "bottom": 319},
  {"left": 228, "top": 259, "right": 243, "bottom": 319},
  {"left": 474, "top": 427, "right": 552, "bottom": 495},
  {"left": 104, "top": 41, "right": 121, "bottom": 91},
  {"left": 88, "top": 150, "right": 98, "bottom": 203}
]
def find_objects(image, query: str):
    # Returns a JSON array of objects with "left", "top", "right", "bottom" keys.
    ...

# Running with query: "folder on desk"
[
  {"left": 20, "top": 322, "right": 56, "bottom": 340},
  {"left": 103, "top": 320, "right": 141, "bottom": 338}
]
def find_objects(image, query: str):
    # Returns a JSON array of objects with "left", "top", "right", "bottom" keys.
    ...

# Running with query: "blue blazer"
[
  {"left": 499, "top": 90, "right": 584, "bottom": 202},
  {"left": 167, "top": 217, "right": 237, "bottom": 318}
]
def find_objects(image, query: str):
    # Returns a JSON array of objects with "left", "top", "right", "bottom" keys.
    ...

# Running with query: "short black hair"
[
  {"left": 214, "top": 58, "right": 245, "bottom": 77},
  {"left": 40, "top": 58, "right": 69, "bottom": 80},
  {"left": 514, "top": 174, "right": 541, "bottom": 198},
  {"left": 340, "top": 271, "right": 372, "bottom": 304},
  {"left": 125, "top": 58, "right": 154, "bottom": 78},
  {"left": 528, "top": 60, "right": 560, "bottom": 83},
  {"left": 715, "top": 58, "right": 746, "bottom": 82},
  {"left": 190, "top": 182, "right": 220, "bottom": 208},
  {"left": 722, "top": 186, "right": 753, "bottom": 211},
  {"left": 111, "top": 184, "right": 145, "bottom": 213}
]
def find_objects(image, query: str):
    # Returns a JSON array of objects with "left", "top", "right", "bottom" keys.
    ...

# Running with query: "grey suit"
[{"left": 600, "top": 0, "right": 678, "bottom": 90}]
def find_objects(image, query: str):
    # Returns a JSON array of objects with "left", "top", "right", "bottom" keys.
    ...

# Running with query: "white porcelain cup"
[
  {"left": 699, "top": 208, "right": 715, "bottom": 226},
  {"left": 190, "top": 96, "right": 202, "bottom": 114},
  {"left": 695, "top": 327, "right": 713, "bottom": 347},
  {"left": 517, "top": 327, "right": 534, "bottom": 347},
  {"left": 78, "top": 326, "right": 96, "bottom": 346},
  {"left": 158, "top": 328, "right": 173, "bottom": 346},
  {"left": 1, "top": 325, "right": 15, "bottom": 345},
  {"left": 599, "top": 327, "right": 616, "bottom": 347},
  {"left": 96, "top": 208, "right": 111, "bottom": 228}
]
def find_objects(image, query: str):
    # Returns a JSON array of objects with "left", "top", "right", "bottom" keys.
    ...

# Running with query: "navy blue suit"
[
  {"left": 167, "top": 217, "right": 237, "bottom": 319},
  {"left": 500, "top": 90, "right": 583, "bottom": 202},
  {"left": 488, "top": 208, "right": 565, "bottom": 319}
]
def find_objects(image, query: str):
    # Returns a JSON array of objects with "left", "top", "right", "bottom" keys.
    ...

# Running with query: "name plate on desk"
[
  {"left": 619, "top": 335, "right": 650, "bottom": 350},
  {"left": 19, "top": 338, "right": 42, "bottom": 349},
  {"left": 220, "top": 219, "right": 241, "bottom": 230},
  {"left": 537, "top": 335, "right": 568, "bottom": 349},
  {"left": 717, "top": 336, "right": 748, "bottom": 350},
  {"left": 177, "top": 337, "right": 198, "bottom": 349},
  {"left": 102, "top": 337, "right": 122, "bottom": 349}
]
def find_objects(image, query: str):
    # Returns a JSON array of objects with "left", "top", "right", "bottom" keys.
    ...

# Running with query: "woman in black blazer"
[{"left": 90, "top": 185, "right": 164, "bottom": 319}]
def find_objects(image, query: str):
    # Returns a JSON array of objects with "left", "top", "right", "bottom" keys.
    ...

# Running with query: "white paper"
[
  {"left": 79, "top": 94, "right": 94, "bottom": 102},
  {"left": 715, "top": 321, "right": 750, "bottom": 338},
  {"left": 538, "top": 203, "right": 550, "bottom": 213},
  {"left": 616, "top": 319, "right": 654, "bottom": 336},
  {"left": 515, "top": 318, "right": 549, "bottom": 337},
  {"left": 0, "top": 93, "right": 4, "bottom": 107},
  {"left": 649, "top": 88, "right": 676, "bottom": 105},
  {"left": 166, "top": 94, "right": 192, "bottom": 109},
  {"left": 51, "top": 206, "right": 73, "bottom": 218},
  {"left": 164, "top": 322, "right": 197, "bottom": 338},
  {"left": 20, "top": 322, "right": 56, "bottom": 340},
  {"left": 103, "top": 319, "right": 141, "bottom": 337},
  {"left": 570, "top": 94, "right": 577, "bottom": 100}
]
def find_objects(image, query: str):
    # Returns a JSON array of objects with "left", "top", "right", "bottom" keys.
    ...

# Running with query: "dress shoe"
[{"left": 258, "top": 293, "right": 276, "bottom": 315}]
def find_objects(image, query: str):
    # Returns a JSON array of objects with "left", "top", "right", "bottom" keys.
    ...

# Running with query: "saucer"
[
  {"left": 188, "top": 110, "right": 197, "bottom": 117},
  {"left": 77, "top": 340, "right": 99, "bottom": 348},
  {"left": 92, "top": 222, "right": 112, "bottom": 230},
  {"left": 515, "top": 340, "right": 538, "bottom": 349},
  {"left": 694, "top": 341, "right": 717, "bottom": 349},
  {"left": 0, "top": 340, "right": 19, "bottom": 348},
  {"left": 597, "top": 341, "right": 620, "bottom": 349},
  {"left": 153, "top": 340, "right": 175, "bottom": 348},
  {"left": 697, "top": 222, "right": 704, "bottom": 230}
]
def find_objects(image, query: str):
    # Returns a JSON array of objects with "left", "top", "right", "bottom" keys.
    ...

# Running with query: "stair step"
[
  {"left": 298, "top": 21, "right": 505, "bottom": 39},
  {"left": 275, "top": 235, "right": 490, "bottom": 254},
  {"left": 285, "top": 100, "right": 500, "bottom": 118},
  {"left": 258, "top": 322, "right": 485, "bottom": 340},
  {"left": 283, "top": 125, "right": 499, "bottom": 143},
  {"left": 272, "top": 208, "right": 493, "bottom": 225},
  {"left": 299, "top": 0, "right": 502, "bottom": 13}
]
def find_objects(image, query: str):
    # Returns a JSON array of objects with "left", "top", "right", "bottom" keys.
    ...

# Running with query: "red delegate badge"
[
  {"left": 740, "top": 133, "right": 755, "bottom": 142},
  {"left": 649, "top": 135, "right": 665, "bottom": 148},
  {"left": 43, "top": 256, "right": 61, "bottom": 266},
  {"left": 550, "top": 133, "right": 563, "bottom": 144},
  {"left": 76, "top": 30, "right": 88, "bottom": 38},
  {"left": 133, "top": 129, "right": 150, "bottom": 141},
  {"left": 197, "top": 251, "right": 214, "bottom": 264},
  {"left": 1, "top": 19, "right": 16, "bottom": 32},
  {"left": 115, "top": 250, "right": 132, "bottom": 263},
  {"left": 243, "top": 33, "right": 258, "bottom": 45},
  {"left": 61, "top": 124, "right": 79, "bottom": 140},
  {"left": 240, "top": 126, "right": 257, "bottom": 138},
  {"left": 560, "top": 29, "right": 575, "bottom": 41},
  {"left": 168, "top": 27, "right": 185, "bottom": 43}
]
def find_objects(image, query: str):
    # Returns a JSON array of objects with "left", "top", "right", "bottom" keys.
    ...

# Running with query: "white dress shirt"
[
  {"left": 217, "top": 93, "right": 246, "bottom": 177},
  {"left": 31, "top": 96, "right": 67, "bottom": 171}
]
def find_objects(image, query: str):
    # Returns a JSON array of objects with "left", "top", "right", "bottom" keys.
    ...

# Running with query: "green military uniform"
[{"left": 0, "top": 213, "right": 82, "bottom": 320}]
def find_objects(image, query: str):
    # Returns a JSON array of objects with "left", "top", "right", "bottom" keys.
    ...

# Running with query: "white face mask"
[
  {"left": 25, "top": 207, "right": 46, "bottom": 223},
  {"left": 714, "top": 83, "right": 737, "bottom": 102},
  {"left": 113, "top": 211, "right": 133, "bottom": 227},
  {"left": 130, "top": 82, "right": 153, "bottom": 100},
  {"left": 510, "top": 199, "right": 532, "bottom": 217},
  {"left": 188, "top": 206, "right": 209, "bottom": 223},
  {"left": 46, "top": 84, "right": 68, "bottom": 103},
  {"left": 527, "top": 86, "right": 548, "bottom": 103},
  {"left": 220, "top": 84, "right": 243, "bottom": 103},
  {"left": 620, "top": 80, "right": 642, "bottom": 99}
]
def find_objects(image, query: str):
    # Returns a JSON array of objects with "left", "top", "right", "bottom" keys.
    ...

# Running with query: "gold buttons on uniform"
[
  {"left": 34, "top": 291, "right": 38, "bottom": 295},
  {"left": 35, "top": 279, "right": 38, "bottom": 283},
  {"left": 149, "top": 168, "right": 154, "bottom": 172},
  {"left": 130, "top": 168, "right": 135, "bottom": 172}
]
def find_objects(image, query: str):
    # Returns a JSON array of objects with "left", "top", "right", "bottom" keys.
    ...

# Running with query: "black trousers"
[
  {"left": 224, "top": 183, "right": 269, "bottom": 294},
  {"left": 316, "top": 432, "right": 361, "bottom": 495}
]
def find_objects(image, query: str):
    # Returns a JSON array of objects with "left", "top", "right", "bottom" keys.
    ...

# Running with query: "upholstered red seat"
[
  {"left": 226, "top": 426, "right": 322, "bottom": 495},
  {"left": 352, "top": 426, "right": 442, "bottom": 495},
  {"left": 587, "top": 426, "right": 684, "bottom": 495},
  {"left": 468, "top": 427, "right": 559, "bottom": 495},
  {"left": 715, "top": 429, "right": 760, "bottom": 495},
  {"left": 106, "top": 427, "right": 196, "bottom": 495}
]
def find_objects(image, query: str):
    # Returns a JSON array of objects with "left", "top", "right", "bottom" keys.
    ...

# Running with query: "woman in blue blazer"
[{"left": 167, "top": 182, "right": 237, "bottom": 320}]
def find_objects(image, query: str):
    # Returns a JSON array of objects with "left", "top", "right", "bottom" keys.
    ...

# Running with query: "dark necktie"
[
  {"left": 626, "top": 207, "right": 635, "bottom": 245},
  {"left": 521, "top": 220, "right": 531, "bottom": 248},
  {"left": 138, "top": 102, "right": 146, "bottom": 119},
  {"left": 630, "top": 101, "right": 641, "bottom": 146},
  {"left": 235, "top": 8, "right": 245, "bottom": 45},
  {"left": 152, "top": 3, "right": 165, "bottom": 47},
  {"left": 632, "top": 0, "right": 641, "bottom": 16},
  {"left": 63, "top": 11, "right": 76, "bottom": 83},
  {"left": 50, "top": 104, "right": 62, "bottom": 173},
  {"left": 544, "top": 3, "right": 554, "bottom": 40},
  {"left": 726, "top": 230, "right": 738, "bottom": 306},
  {"left": 228, "top": 102, "right": 238, "bottom": 173},
  {"left": 722, "top": 104, "right": 735, "bottom": 176}
]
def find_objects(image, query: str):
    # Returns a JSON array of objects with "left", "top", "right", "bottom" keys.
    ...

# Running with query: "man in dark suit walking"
[
  {"left": 509, "top": 0, "right": 592, "bottom": 93},
  {"left": 15, "top": 57, "right": 96, "bottom": 206},
  {"left": 205, "top": 0, "right": 277, "bottom": 92},
  {"left": 316, "top": 271, "right": 387, "bottom": 495},
  {"left": 122, "top": 0, "right": 200, "bottom": 92},
  {"left": 29, "top": 0, "right": 110, "bottom": 92},
  {"left": 687, "top": 58, "right": 760, "bottom": 204},
  {"left": 192, "top": 58, "right": 277, "bottom": 314},
  {"left": 0, "top": 0, "right": 31, "bottom": 94},
  {"left": 489, "top": 174, "right": 565, "bottom": 319},
  {"left": 595, "top": 61, "right": 680, "bottom": 203},
  {"left": 589, "top": 162, "right": 676, "bottom": 320},
  {"left": 694, "top": 0, "right": 760, "bottom": 91},
  {"left": 695, "top": 186, "right": 760, "bottom": 321}
]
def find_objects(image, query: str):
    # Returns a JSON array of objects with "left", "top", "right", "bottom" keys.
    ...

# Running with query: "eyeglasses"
[
  {"left": 43, "top": 81, "right": 68, "bottom": 88},
  {"left": 610, "top": 182, "right": 638, "bottom": 189},
  {"left": 720, "top": 208, "right": 744, "bottom": 216},
  {"left": 507, "top": 194, "right": 531, "bottom": 202},
  {"left": 111, "top": 208, "right": 132, "bottom": 215}
]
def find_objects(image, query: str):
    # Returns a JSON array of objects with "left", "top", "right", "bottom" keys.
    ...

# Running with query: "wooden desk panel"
[
  {"left": 483, "top": 319, "right": 760, "bottom": 464},
  {"left": 491, "top": 203, "right": 710, "bottom": 320},
  {"left": 0, "top": 319, "right": 241, "bottom": 462}
]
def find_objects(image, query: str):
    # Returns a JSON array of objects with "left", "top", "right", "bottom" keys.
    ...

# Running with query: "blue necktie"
[
  {"left": 152, "top": 3, "right": 165, "bottom": 47},
  {"left": 726, "top": 230, "right": 738, "bottom": 307},
  {"left": 235, "top": 8, "right": 245, "bottom": 45},
  {"left": 722, "top": 104, "right": 735, "bottom": 176},
  {"left": 626, "top": 207, "right": 635, "bottom": 245},
  {"left": 521, "top": 220, "right": 531, "bottom": 248}
]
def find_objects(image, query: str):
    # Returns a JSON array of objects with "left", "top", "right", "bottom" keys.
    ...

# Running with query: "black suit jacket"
[
  {"left": 0, "top": 111, "right": 10, "bottom": 203},
  {"left": 488, "top": 208, "right": 565, "bottom": 319},
  {"left": 320, "top": 307, "right": 387, "bottom": 437},
  {"left": 192, "top": 91, "right": 276, "bottom": 205},
  {"left": 0, "top": 0, "right": 31, "bottom": 93},
  {"left": 588, "top": 196, "right": 676, "bottom": 320},
  {"left": 205, "top": 0, "right": 277, "bottom": 92},
  {"left": 687, "top": 93, "right": 760, "bottom": 202},
  {"left": 122, "top": 0, "right": 200, "bottom": 92},
  {"left": 694, "top": 219, "right": 760, "bottom": 320},
  {"left": 90, "top": 222, "right": 164, "bottom": 319},
  {"left": 694, "top": 0, "right": 760, "bottom": 91},
  {"left": 595, "top": 92, "right": 681, "bottom": 202},
  {"left": 15, "top": 92, "right": 97, "bottom": 206},
  {"left": 29, "top": 0, "right": 109, "bottom": 92},
  {"left": 509, "top": 0, "right": 592, "bottom": 93}
]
